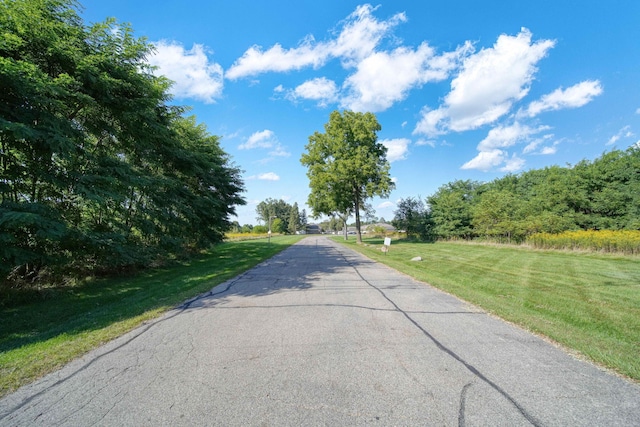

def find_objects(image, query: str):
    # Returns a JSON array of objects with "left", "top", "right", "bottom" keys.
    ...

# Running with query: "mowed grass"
[
  {"left": 337, "top": 237, "right": 640, "bottom": 381},
  {"left": 0, "top": 235, "right": 304, "bottom": 398}
]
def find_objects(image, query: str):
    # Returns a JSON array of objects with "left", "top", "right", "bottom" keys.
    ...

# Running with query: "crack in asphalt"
[
  {"left": 458, "top": 381, "right": 474, "bottom": 427},
  {"left": 206, "top": 303, "right": 481, "bottom": 315},
  {"left": 330, "top": 242, "right": 542, "bottom": 427},
  {"left": 0, "top": 268, "right": 253, "bottom": 422},
  {"left": 3, "top": 239, "right": 543, "bottom": 425}
]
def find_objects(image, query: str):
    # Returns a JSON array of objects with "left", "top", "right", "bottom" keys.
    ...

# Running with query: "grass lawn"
[
  {"left": 336, "top": 237, "right": 640, "bottom": 382},
  {"left": 0, "top": 235, "right": 304, "bottom": 398}
]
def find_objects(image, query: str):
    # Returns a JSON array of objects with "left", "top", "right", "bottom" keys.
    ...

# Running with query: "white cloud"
[
  {"left": 500, "top": 154, "right": 526, "bottom": 172},
  {"left": 415, "top": 139, "right": 436, "bottom": 147},
  {"left": 239, "top": 130, "right": 277, "bottom": 150},
  {"left": 378, "top": 201, "right": 395, "bottom": 209},
  {"left": 381, "top": 138, "right": 410, "bottom": 162},
  {"left": 341, "top": 42, "right": 471, "bottom": 112},
  {"left": 523, "top": 134, "right": 555, "bottom": 154},
  {"left": 240, "top": 130, "right": 290, "bottom": 163},
  {"left": 330, "top": 5, "right": 406, "bottom": 67},
  {"left": 462, "top": 122, "right": 548, "bottom": 171},
  {"left": 539, "top": 145, "right": 557, "bottom": 155},
  {"left": 247, "top": 172, "right": 280, "bottom": 181},
  {"left": 414, "top": 106, "right": 448, "bottom": 136},
  {"left": 227, "top": 5, "right": 471, "bottom": 113},
  {"left": 461, "top": 149, "right": 506, "bottom": 171},
  {"left": 478, "top": 122, "right": 548, "bottom": 151},
  {"left": 636, "top": 108, "right": 640, "bottom": 115},
  {"left": 149, "top": 41, "right": 223, "bottom": 103},
  {"left": 522, "top": 80, "right": 603, "bottom": 117},
  {"left": 607, "top": 125, "right": 634, "bottom": 146},
  {"left": 415, "top": 28, "right": 555, "bottom": 136},
  {"left": 288, "top": 77, "right": 338, "bottom": 106},
  {"left": 226, "top": 4, "right": 404, "bottom": 79},
  {"left": 226, "top": 39, "right": 325, "bottom": 80},
  {"left": 268, "top": 145, "right": 291, "bottom": 158}
]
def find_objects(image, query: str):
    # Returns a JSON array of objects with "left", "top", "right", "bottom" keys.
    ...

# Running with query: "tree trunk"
[
  {"left": 340, "top": 213, "right": 348, "bottom": 240},
  {"left": 354, "top": 196, "right": 362, "bottom": 244}
]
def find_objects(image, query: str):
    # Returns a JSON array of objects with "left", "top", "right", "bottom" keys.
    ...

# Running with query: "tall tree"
[
  {"left": 0, "top": 0, "right": 245, "bottom": 284},
  {"left": 300, "top": 110, "right": 394, "bottom": 243},
  {"left": 392, "top": 197, "right": 433, "bottom": 240},
  {"left": 427, "top": 180, "right": 479, "bottom": 240}
]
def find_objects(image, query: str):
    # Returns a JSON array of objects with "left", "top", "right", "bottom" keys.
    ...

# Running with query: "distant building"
[
  {"left": 305, "top": 224, "right": 322, "bottom": 234},
  {"left": 364, "top": 223, "right": 396, "bottom": 234}
]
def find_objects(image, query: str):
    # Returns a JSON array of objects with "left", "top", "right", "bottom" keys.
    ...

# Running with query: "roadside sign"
[{"left": 382, "top": 237, "right": 391, "bottom": 255}]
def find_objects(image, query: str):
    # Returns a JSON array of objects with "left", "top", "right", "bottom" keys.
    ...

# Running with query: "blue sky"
[{"left": 79, "top": 1, "right": 640, "bottom": 225}]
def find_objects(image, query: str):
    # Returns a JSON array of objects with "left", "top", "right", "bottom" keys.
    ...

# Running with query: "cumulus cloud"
[
  {"left": 523, "top": 134, "right": 555, "bottom": 154},
  {"left": 226, "top": 4, "right": 405, "bottom": 79},
  {"left": 341, "top": 42, "right": 471, "bottom": 112},
  {"left": 381, "top": 138, "right": 410, "bottom": 162},
  {"left": 500, "top": 154, "right": 526, "bottom": 172},
  {"left": 477, "top": 122, "right": 548, "bottom": 151},
  {"left": 239, "top": 130, "right": 277, "bottom": 150},
  {"left": 461, "top": 149, "right": 506, "bottom": 171},
  {"left": 539, "top": 145, "right": 558, "bottom": 155},
  {"left": 462, "top": 122, "right": 548, "bottom": 171},
  {"left": 607, "top": 125, "right": 634, "bottom": 146},
  {"left": 287, "top": 77, "right": 338, "bottom": 107},
  {"left": 522, "top": 80, "right": 603, "bottom": 117},
  {"left": 415, "top": 28, "right": 555, "bottom": 136},
  {"left": 227, "top": 5, "right": 471, "bottom": 112},
  {"left": 149, "top": 41, "right": 224, "bottom": 103},
  {"left": 239, "top": 130, "right": 291, "bottom": 161}
]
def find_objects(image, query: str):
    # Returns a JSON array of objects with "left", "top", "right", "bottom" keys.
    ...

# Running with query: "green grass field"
[
  {"left": 0, "top": 235, "right": 304, "bottom": 398},
  {"left": 336, "top": 237, "right": 640, "bottom": 382}
]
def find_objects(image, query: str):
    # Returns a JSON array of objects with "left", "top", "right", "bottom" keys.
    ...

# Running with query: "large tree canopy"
[
  {"left": 300, "top": 110, "right": 394, "bottom": 242},
  {"left": 420, "top": 147, "right": 640, "bottom": 242},
  {"left": 0, "top": 0, "right": 245, "bottom": 285}
]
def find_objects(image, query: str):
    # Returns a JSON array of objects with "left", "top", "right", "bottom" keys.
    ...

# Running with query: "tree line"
[
  {"left": 393, "top": 146, "right": 640, "bottom": 242},
  {"left": 1, "top": 0, "right": 245, "bottom": 287}
]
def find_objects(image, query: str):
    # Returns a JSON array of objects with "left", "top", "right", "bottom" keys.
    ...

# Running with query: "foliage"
[
  {"left": 253, "top": 225, "right": 268, "bottom": 234},
  {"left": 337, "top": 237, "right": 640, "bottom": 381},
  {"left": 392, "top": 197, "right": 434, "bottom": 240},
  {"left": 528, "top": 230, "right": 640, "bottom": 254},
  {"left": 422, "top": 147, "right": 640, "bottom": 242},
  {"left": 0, "top": 0, "right": 245, "bottom": 286},
  {"left": 427, "top": 180, "right": 479, "bottom": 240},
  {"left": 300, "top": 110, "right": 395, "bottom": 242},
  {"left": 255, "top": 198, "right": 304, "bottom": 234}
]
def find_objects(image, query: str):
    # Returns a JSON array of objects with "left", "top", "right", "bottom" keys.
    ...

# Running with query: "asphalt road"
[{"left": 1, "top": 236, "right": 639, "bottom": 426}]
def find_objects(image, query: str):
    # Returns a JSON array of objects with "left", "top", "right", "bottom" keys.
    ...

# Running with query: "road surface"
[{"left": 1, "top": 237, "right": 639, "bottom": 426}]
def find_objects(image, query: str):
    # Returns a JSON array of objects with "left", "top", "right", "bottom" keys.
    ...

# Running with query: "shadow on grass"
[{"left": 0, "top": 237, "right": 302, "bottom": 355}]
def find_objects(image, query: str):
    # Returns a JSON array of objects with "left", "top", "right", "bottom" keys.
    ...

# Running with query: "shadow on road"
[{"left": 183, "top": 237, "right": 372, "bottom": 309}]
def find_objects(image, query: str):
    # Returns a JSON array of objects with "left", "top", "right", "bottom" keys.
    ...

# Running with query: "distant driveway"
[{"left": 1, "top": 237, "right": 639, "bottom": 426}]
